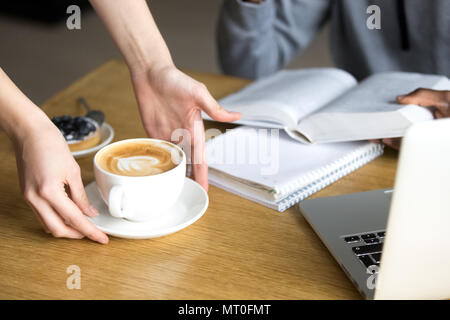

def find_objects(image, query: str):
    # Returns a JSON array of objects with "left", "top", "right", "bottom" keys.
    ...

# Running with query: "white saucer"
[
  {"left": 85, "top": 178, "right": 209, "bottom": 239},
  {"left": 72, "top": 122, "right": 114, "bottom": 158}
]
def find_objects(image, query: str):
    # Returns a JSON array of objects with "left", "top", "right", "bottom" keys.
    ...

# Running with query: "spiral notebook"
[{"left": 206, "top": 126, "right": 384, "bottom": 212}]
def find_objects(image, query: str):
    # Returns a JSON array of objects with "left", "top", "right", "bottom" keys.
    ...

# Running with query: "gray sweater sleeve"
[{"left": 217, "top": 0, "right": 332, "bottom": 79}]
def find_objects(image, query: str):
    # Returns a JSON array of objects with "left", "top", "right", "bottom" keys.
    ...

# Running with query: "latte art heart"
[
  {"left": 116, "top": 156, "right": 163, "bottom": 176},
  {"left": 96, "top": 141, "right": 181, "bottom": 176}
]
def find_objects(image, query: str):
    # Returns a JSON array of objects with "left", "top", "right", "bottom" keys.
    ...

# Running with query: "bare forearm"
[
  {"left": 89, "top": 0, "right": 173, "bottom": 75},
  {"left": 0, "top": 68, "right": 49, "bottom": 143}
]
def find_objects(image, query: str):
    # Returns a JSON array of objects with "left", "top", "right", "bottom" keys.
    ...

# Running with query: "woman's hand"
[
  {"left": 397, "top": 88, "right": 450, "bottom": 118},
  {"left": 13, "top": 117, "right": 108, "bottom": 243},
  {"left": 375, "top": 88, "right": 450, "bottom": 150},
  {"left": 89, "top": 0, "right": 241, "bottom": 190},
  {"left": 0, "top": 66, "right": 107, "bottom": 243},
  {"left": 131, "top": 65, "right": 241, "bottom": 190}
]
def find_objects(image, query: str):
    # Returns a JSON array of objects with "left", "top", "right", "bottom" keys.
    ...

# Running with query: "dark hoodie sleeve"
[{"left": 217, "top": 0, "right": 332, "bottom": 79}]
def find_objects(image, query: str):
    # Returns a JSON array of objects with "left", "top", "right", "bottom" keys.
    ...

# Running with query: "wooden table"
[{"left": 0, "top": 60, "right": 398, "bottom": 299}]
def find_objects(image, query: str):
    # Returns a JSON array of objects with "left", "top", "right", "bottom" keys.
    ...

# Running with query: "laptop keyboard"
[{"left": 343, "top": 231, "right": 386, "bottom": 270}]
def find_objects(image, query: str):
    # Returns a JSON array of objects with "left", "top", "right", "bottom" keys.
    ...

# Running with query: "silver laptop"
[{"left": 299, "top": 118, "right": 450, "bottom": 300}]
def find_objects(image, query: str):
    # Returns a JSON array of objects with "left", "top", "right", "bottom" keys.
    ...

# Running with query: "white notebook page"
[{"left": 207, "top": 126, "right": 380, "bottom": 196}]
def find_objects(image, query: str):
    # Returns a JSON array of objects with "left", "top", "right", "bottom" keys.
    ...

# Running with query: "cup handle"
[{"left": 108, "top": 185, "right": 128, "bottom": 219}]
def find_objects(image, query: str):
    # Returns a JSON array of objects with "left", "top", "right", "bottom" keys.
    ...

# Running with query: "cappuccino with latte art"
[
  {"left": 96, "top": 140, "right": 181, "bottom": 177},
  {"left": 94, "top": 138, "right": 186, "bottom": 221}
]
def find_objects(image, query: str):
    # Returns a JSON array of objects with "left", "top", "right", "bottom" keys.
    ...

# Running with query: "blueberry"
[
  {"left": 64, "top": 125, "right": 75, "bottom": 133},
  {"left": 73, "top": 132, "right": 83, "bottom": 141},
  {"left": 63, "top": 119, "right": 74, "bottom": 126},
  {"left": 65, "top": 133, "right": 75, "bottom": 141},
  {"left": 52, "top": 116, "right": 69, "bottom": 130},
  {"left": 79, "top": 125, "right": 90, "bottom": 136},
  {"left": 60, "top": 115, "right": 72, "bottom": 123},
  {"left": 71, "top": 130, "right": 85, "bottom": 141},
  {"left": 74, "top": 116, "right": 85, "bottom": 125},
  {"left": 55, "top": 116, "right": 96, "bottom": 142},
  {"left": 52, "top": 116, "right": 62, "bottom": 124},
  {"left": 86, "top": 121, "right": 96, "bottom": 132}
]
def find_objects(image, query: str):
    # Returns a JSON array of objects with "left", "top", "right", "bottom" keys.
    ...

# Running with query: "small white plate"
[
  {"left": 85, "top": 178, "right": 209, "bottom": 239},
  {"left": 72, "top": 122, "right": 114, "bottom": 158}
]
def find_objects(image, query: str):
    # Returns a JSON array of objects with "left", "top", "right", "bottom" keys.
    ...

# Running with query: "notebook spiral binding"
[{"left": 276, "top": 143, "right": 384, "bottom": 212}]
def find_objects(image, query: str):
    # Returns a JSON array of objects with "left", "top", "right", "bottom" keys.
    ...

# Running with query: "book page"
[
  {"left": 297, "top": 72, "right": 449, "bottom": 143},
  {"left": 317, "top": 72, "right": 448, "bottom": 114},
  {"left": 203, "top": 68, "right": 357, "bottom": 127}
]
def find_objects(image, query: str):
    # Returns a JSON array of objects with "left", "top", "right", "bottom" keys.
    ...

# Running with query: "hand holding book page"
[
  {"left": 294, "top": 72, "right": 449, "bottom": 143},
  {"left": 374, "top": 88, "right": 450, "bottom": 150},
  {"left": 203, "top": 69, "right": 450, "bottom": 144}
]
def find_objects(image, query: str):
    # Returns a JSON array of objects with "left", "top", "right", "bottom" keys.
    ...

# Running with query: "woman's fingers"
[
  {"left": 190, "top": 111, "right": 208, "bottom": 191},
  {"left": 190, "top": 84, "right": 236, "bottom": 191},
  {"left": 397, "top": 88, "right": 450, "bottom": 117},
  {"left": 191, "top": 139, "right": 209, "bottom": 192},
  {"left": 29, "top": 205, "right": 50, "bottom": 234},
  {"left": 195, "top": 83, "right": 241, "bottom": 122},
  {"left": 382, "top": 138, "right": 402, "bottom": 150},
  {"left": 41, "top": 186, "right": 109, "bottom": 244},
  {"left": 25, "top": 192, "right": 84, "bottom": 239},
  {"left": 370, "top": 138, "right": 401, "bottom": 150},
  {"left": 67, "top": 169, "right": 98, "bottom": 218}
]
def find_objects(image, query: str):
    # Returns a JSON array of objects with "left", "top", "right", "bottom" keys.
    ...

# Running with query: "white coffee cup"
[{"left": 93, "top": 138, "right": 186, "bottom": 221}]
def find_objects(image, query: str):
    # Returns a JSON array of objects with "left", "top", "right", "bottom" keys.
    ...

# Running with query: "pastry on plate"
[{"left": 52, "top": 115, "right": 101, "bottom": 152}]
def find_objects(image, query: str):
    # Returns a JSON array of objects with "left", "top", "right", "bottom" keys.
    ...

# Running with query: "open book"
[{"left": 203, "top": 69, "right": 450, "bottom": 143}]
